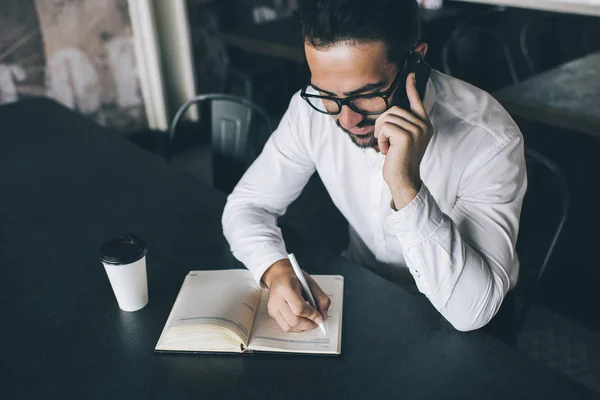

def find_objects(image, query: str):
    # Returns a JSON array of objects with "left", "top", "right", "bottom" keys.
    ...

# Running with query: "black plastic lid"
[{"left": 100, "top": 234, "right": 147, "bottom": 266}]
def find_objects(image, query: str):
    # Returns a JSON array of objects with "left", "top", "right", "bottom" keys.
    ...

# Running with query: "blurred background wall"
[{"left": 0, "top": 0, "right": 146, "bottom": 133}]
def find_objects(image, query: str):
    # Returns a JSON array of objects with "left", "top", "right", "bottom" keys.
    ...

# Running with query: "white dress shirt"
[{"left": 222, "top": 70, "right": 527, "bottom": 332}]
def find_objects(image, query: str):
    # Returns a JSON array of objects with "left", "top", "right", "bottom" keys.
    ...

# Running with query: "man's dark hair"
[{"left": 298, "top": 0, "right": 421, "bottom": 66}]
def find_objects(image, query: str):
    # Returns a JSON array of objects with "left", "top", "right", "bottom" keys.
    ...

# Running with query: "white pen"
[{"left": 288, "top": 253, "right": 327, "bottom": 335}]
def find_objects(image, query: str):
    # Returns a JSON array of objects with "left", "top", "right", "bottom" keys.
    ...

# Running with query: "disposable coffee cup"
[
  {"left": 419, "top": 0, "right": 443, "bottom": 10},
  {"left": 100, "top": 234, "right": 149, "bottom": 312}
]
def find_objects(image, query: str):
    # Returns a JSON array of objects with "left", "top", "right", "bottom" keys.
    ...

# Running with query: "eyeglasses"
[{"left": 300, "top": 61, "right": 405, "bottom": 116}]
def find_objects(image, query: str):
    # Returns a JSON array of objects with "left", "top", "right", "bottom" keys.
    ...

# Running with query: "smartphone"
[{"left": 391, "top": 51, "right": 431, "bottom": 111}]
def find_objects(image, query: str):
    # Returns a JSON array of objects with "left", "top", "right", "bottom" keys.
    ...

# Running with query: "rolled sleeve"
[
  {"left": 386, "top": 184, "right": 445, "bottom": 246},
  {"left": 382, "top": 133, "right": 526, "bottom": 332}
]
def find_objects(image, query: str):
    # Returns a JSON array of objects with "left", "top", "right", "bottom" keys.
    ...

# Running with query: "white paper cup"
[
  {"left": 419, "top": 0, "right": 443, "bottom": 10},
  {"left": 100, "top": 235, "right": 149, "bottom": 312}
]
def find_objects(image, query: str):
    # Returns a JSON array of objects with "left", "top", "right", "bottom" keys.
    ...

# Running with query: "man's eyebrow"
[{"left": 310, "top": 81, "right": 388, "bottom": 97}]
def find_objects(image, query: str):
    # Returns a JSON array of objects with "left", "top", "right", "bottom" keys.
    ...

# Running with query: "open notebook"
[{"left": 155, "top": 269, "right": 344, "bottom": 355}]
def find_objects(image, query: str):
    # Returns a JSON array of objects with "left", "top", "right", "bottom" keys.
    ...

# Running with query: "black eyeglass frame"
[{"left": 300, "top": 51, "right": 414, "bottom": 116}]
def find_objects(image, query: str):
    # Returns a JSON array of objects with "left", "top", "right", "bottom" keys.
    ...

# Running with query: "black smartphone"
[{"left": 391, "top": 51, "right": 431, "bottom": 111}]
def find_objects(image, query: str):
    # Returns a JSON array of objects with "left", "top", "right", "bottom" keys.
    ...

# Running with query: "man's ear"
[{"left": 415, "top": 42, "right": 428, "bottom": 58}]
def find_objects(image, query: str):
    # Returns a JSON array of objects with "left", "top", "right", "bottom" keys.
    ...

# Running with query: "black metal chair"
[
  {"left": 168, "top": 93, "right": 349, "bottom": 253},
  {"left": 485, "top": 146, "right": 570, "bottom": 344},
  {"left": 441, "top": 7, "right": 519, "bottom": 92},
  {"left": 167, "top": 94, "right": 274, "bottom": 194},
  {"left": 519, "top": 15, "right": 592, "bottom": 77}
]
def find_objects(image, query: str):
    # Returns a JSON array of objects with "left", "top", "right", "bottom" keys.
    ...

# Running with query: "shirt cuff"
[
  {"left": 251, "top": 251, "right": 290, "bottom": 289},
  {"left": 386, "top": 184, "right": 445, "bottom": 246}
]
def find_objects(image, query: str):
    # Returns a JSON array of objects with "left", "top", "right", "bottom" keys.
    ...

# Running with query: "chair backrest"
[
  {"left": 441, "top": 8, "right": 519, "bottom": 92},
  {"left": 168, "top": 94, "right": 274, "bottom": 193},
  {"left": 520, "top": 15, "right": 592, "bottom": 77},
  {"left": 513, "top": 147, "right": 570, "bottom": 331}
]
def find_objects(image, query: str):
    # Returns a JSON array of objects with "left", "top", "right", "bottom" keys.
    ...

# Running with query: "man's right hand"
[{"left": 262, "top": 258, "right": 331, "bottom": 333}]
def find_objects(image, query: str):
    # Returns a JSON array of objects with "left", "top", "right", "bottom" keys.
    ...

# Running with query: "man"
[{"left": 222, "top": 0, "right": 527, "bottom": 333}]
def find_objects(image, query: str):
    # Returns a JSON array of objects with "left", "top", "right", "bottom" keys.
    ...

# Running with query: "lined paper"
[
  {"left": 170, "top": 270, "right": 261, "bottom": 344},
  {"left": 249, "top": 275, "right": 343, "bottom": 354}
]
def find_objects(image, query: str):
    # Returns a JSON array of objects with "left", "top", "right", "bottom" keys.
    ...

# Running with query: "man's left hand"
[{"left": 374, "top": 72, "right": 434, "bottom": 210}]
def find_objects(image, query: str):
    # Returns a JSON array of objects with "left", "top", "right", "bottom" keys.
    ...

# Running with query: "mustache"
[
  {"left": 335, "top": 117, "right": 379, "bottom": 149},
  {"left": 336, "top": 117, "right": 376, "bottom": 130}
]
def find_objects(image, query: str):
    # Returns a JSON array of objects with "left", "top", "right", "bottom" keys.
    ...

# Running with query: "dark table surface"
[
  {"left": 494, "top": 51, "right": 600, "bottom": 137},
  {"left": 0, "top": 98, "right": 597, "bottom": 399},
  {"left": 220, "top": 4, "right": 480, "bottom": 64},
  {"left": 449, "top": 0, "right": 600, "bottom": 17}
]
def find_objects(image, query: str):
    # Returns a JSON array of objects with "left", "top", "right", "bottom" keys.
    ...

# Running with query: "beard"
[{"left": 336, "top": 118, "right": 378, "bottom": 149}]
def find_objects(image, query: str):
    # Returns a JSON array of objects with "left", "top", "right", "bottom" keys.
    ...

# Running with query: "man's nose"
[{"left": 337, "top": 105, "right": 364, "bottom": 130}]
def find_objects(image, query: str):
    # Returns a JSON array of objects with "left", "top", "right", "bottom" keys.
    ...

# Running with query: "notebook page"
[
  {"left": 248, "top": 275, "right": 343, "bottom": 354},
  {"left": 158, "top": 269, "right": 262, "bottom": 347}
]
